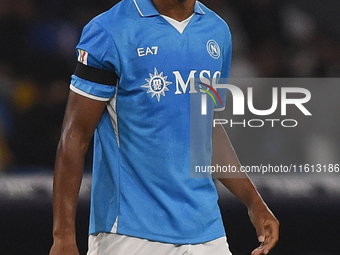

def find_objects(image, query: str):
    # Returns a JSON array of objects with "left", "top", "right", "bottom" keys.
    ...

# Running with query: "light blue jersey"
[{"left": 70, "top": 0, "right": 232, "bottom": 244}]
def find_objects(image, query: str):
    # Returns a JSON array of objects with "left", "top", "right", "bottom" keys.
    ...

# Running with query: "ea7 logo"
[{"left": 137, "top": 46, "right": 158, "bottom": 57}]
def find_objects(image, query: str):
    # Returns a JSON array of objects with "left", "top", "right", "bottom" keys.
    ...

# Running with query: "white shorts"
[{"left": 87, "top": 233, "right": 233, "bottom": 255}]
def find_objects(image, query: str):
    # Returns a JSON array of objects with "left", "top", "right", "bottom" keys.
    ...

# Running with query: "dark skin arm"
[
  {"left": 50, "top": 91, "right": 106, "bottom": 255},
  {"left": 212, "top": 113, "right": 279, "bottom": 255}
]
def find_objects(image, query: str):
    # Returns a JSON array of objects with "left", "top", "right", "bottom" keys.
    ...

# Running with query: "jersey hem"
[
  {"left": 89, "top": 226, "right": 225, "bottom": 245},
  {"left": 70, "top": 84, "right": 111, "bottom": 101},
  {"left": 114, "top": 229, "right": 226, "bottom": 245}
]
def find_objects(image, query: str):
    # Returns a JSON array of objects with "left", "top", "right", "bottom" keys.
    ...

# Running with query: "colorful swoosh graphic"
[{"left": 198, "top": 82, "right": 222, "bottom": 106}]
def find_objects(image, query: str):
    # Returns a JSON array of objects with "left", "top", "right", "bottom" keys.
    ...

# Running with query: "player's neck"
[{"left": 152, "top": 0, "right": 195, "bottom": 22}]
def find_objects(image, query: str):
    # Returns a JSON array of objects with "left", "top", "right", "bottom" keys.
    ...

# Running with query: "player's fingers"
[
  {"left": 252, "top": 235, "right": 271, "bottom": 255},
  {"left": 251, "top": 245, "right": 265, "bottom": 255},
  {"left": 261, "top": 220, "right": 280, "bottom": 254},
  {"left": 255, "top": 222, "right": 265, "bottom": 243}
]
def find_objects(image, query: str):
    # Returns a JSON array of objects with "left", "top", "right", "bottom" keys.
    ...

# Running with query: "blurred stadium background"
[{"left": 0, "top": 0, "right": 340, "bottom": 254}]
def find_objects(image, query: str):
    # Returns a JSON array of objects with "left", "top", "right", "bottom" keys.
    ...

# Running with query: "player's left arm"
[{"left": 212, "top": 112, "right": 279, "bottom": 255}]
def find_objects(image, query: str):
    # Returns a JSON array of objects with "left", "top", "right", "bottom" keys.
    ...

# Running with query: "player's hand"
[
  {"left": 49, "top": 238, "right": 80, "bottom": 255},
  {"left": 248, "top": 202, "right": 279, "bottom": 255}
]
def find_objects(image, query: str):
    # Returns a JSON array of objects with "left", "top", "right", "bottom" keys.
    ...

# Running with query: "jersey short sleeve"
[{"left": 70, "top": 20, "right": 119, "bottom": 101}]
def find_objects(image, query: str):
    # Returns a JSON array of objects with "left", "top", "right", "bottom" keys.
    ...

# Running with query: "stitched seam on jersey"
[
  {"left": 92, "top": 21, "right": 122, "bottom": 78},
  {"left": 106, "top": 82, "right": 120, "bottom": 147},
  {"left": 105, "top": 86, "right": 121, "bottom": 233},
  {"left": 116, "top": 137, "right": 122, "bottom": 234}
]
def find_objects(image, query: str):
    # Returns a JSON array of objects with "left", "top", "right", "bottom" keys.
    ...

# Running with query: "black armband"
[{"left": 74, "top": 62, "right": 118, "bottom": 86}]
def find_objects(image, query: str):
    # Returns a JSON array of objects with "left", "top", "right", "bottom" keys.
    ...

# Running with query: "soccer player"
[{"left": 50, "top": 0, "right": 279, "bottom": 254}]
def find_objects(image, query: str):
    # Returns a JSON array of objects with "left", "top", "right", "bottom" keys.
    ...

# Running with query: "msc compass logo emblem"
[
  {"left": 141, "top": 68, "right": 172, "bottom": 102},
  {"left": 207, "top": 40, "right": 220, "bottom": 59}
]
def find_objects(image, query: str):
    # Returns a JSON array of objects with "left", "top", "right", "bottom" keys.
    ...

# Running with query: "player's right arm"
[{"left": 49, "top": 91, "right": 106, "bottom": 255}]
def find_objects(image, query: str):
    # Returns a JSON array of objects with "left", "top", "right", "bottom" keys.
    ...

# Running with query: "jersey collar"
[{"left": 133, "top": 0, "right": 205, "bottom": 17}]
